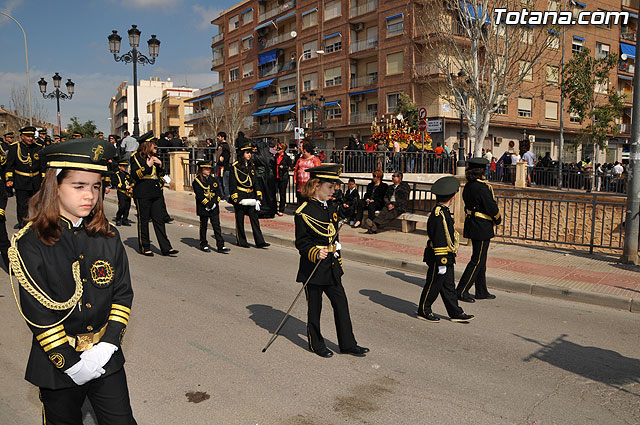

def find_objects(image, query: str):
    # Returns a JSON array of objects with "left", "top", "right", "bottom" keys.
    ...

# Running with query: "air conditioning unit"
[
  {"left": 353, "top": 23, "right": 365, "bottom": 32},
  {"left": 494, "top": 137, "right": 503, "bottom": 144},
  {"left": 324, "top": 131, "right": 335, "bottom": 139}
]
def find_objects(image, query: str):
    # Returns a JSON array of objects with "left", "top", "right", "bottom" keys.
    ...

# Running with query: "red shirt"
[{"left": 434, "top": 146, "right": 444, "bottom": 158}]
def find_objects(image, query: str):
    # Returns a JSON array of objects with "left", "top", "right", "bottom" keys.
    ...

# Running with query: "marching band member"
[{"left": 192, "top": 160, "right": 230, "bottom": 253}]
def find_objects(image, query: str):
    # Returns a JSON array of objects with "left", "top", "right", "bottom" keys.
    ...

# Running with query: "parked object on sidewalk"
[{"left": 192, "top": 160, "right": 228, "bottom": 253}]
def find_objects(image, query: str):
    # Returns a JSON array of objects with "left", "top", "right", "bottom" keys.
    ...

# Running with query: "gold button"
[
  {"left": 85, "top": 303, "right": 92, "bottom": 309},
  {"left": 74, "top": 231, "right": 78, "bottom": 236},
  {"left": 86, "top": 325, "right": 94, "bottom": 331},
  {"left": 79, "top": 254, "right": 84, "bottom": 260},
  {"left": 82, "top": 278, "right": 87, "bottom": 283}
]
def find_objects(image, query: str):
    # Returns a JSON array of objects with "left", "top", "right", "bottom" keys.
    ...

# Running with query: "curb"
[{"left": 106, "top": 197, "right": 638, "bottom": 314}]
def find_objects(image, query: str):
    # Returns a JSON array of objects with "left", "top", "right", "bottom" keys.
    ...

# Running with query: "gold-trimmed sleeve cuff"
[
  {"left": 108, "top": 304, "right": 130, "bottom": 326},
  {"left": 308, "top": 246, "right": 319, "bottom": 263},
  {"left": 36, "top": 325, "right": 68, "bottom": 352},
  {"left": 201, "top": 198, "right": 208, "bottom": 205}
]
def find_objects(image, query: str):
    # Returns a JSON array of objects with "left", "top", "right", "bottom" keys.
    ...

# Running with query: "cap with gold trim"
[
  {"left": 467, "top": 157, "right": 489, "bottom": 169},
  {"left": 307, "top": 163, "right": 343, "bottom": 183},
  {"left": 20, "top": 126, "right": 36, "bottom": 136},
  {"left": 41, "top": 138, "right": 116, "bottom": 172},
  {"left": 72, "top": 131, "right": 82, "bottom": 138},
  {"left": 238, "top": 138, "right": 254, "bottom": 151},
  {"left": 118, "top": 152, "right": 132, "bottom": 166},
  {"left": 198, "top": 160, "right": 213, "bottom": 168},
  {"left": 136, "top": 130, "right": 155, "bottom": 143},
  {"left": 4, "top": 132, "right": 14, "bottom": 138},
  {"left": 431, "top": 176, "right": 460, "bottom": 197}
]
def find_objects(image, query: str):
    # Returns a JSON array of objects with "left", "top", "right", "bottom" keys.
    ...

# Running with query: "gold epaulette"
[
  {"left": 231, "top": 161, "right": 238, "bottom": 167},
  {"left": 296, "top": 201, "right": 308, "bottom": 215},
  {"left": 434, "top": 205, "right": 441, "bottom": 216}
]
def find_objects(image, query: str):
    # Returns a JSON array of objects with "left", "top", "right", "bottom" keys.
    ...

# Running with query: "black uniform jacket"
[
  {"left": 363, "top": 181, "right": 389, "bottom": 209},
  {"left": 384, "top": 182, "right": 410, "bottom": 213},
  {"left": 229, "top": 160, "right": 263, "bottom": 205},
  {"left": 5, "top": 141, "right": 45, "bottom": 191},
  {"left": 114, "top": 170, "right": 133, "bottom": 198},
  {"left": 462, "top": 179, "right": 501, "bottom": 240},
  {"left": 273, "top": 152, "right": 293, "bottom": 181},
  {"left": 193, "top": 175, "right": 222, "bottom": 216},
  {"left": 343, "top": 187, "right": 360, "bottom": 208},
  {"left": 130, "top": 153, "right": 163, "bottom": 199},
  {"left": 424, "top": 204, "right": 459, "bottom": 266},
  {"left": 295, "top": 199, "right": 344, "bottom": 286},
  {"left": 13, "top": 218, "right": 133, "bottom": 389}
]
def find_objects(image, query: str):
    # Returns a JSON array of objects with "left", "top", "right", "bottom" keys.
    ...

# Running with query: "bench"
[{"left": 396, "top": 212, "right": 427, "bottom": 233}]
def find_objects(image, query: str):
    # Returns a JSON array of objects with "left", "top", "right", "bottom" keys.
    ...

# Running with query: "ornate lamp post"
[
  {"left": 38, "top": 73, "right": 74, "bottom": 136},
  {"left": 108, "top": 25, "right": 160, "bottom": 137},
  {"left": 300, "top": 91, "right": 325, "bottom": 142}
]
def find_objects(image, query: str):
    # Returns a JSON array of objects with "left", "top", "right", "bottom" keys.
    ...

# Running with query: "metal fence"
[{"left": 330, "top": 150, "right": 456, "bottom": 174}]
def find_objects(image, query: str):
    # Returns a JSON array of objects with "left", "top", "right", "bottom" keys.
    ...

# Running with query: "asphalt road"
[{"left": 1, "top": 201, "right": 639, "bottom": 425}]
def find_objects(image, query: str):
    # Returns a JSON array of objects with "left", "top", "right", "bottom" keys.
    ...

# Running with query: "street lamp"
[
  {"left": 107, "top": 25, "right": 160, "bottom": 137},
  {"left": 456, "top": 70, "right": 468, "bottom": 167},
  {"left": 296, "top": 50, "right": 325, "bottom": 128},
  {"left": 38, "top": 72, "right": 74, "bottom": 136},
  {"left": 0, "top": 12, "right": 32, "bottom": 125},
  {"left": 301, "top": 92, "right": 325, "bottom": 142}
]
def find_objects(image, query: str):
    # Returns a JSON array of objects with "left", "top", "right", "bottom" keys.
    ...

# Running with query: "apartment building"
[
  {"left": 146, "top": 87, "right": 195, "bottom": 138},
  {"left": 209, "top": 0, "right": 635, "bottom": 162}
]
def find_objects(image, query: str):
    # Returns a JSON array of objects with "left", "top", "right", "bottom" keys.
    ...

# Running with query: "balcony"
[
  {"left": 350, "top": 0, "right": 377, "bottom": 19},
  {"left": 350, "top": 74, "right": 378, "bottom": 89},
  {"left": 115, "top": 101, "right": 127, "bottom": 116},
  {"left": 618, "top": 123, "right": 631, "bottom": 134},
  {"left": 193, "top": 82, "right": 224, "bottom": 98},
  {"left": 259, "top": 0, "right": 296, "bottom": 22},
  {"left": 619, "top": 60, "right": 635, "bottom": 74},
  {"left": 212, "top": 57, "right": 224, "bottom": 67},
  {"left": 257, "top": 120, "right": 296, "bottom": 134},
  {"left": 621, "top": 28, "right": 637, "bottom": 42},
  {"left": 622, "top": 0, "right": 639, "bottom": 9},
  {"left": 350, "top": 37, "right": 378, "bottom": 54},
  {"left": 260, "top": 31, "right": 296, "bottom": 50},
  {"left": 185, "top": 110, "right": 209, "bottom": 122},
  {"left": 211, "top": 33, "right": 224, "bottom": 45},
  {"left": 350, "top": 112, "right": 377, "bottom": 125},
  {"left": 279, "top": 91, "right": 296, "bottom": 102},
  {"left": 258, "top": 94, "right": 279, "bottom": 106}
]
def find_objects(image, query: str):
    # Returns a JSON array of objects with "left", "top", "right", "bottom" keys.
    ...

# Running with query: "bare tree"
[
  {"left": 223, "top": 93, "right": 248, "bottom": 156},
  {"left": 416, "top": 0, "right": 556, "bottom": 157},
  {"left": 10, "top": 85, "right": 48, "bottom": 130},
  {"left": 202, "top": 96, "right": 225, "bottom": 141}
]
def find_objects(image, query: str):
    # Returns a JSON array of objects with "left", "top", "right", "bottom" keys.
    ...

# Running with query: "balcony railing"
[
  {"left": 619, "top": 61, "right": 635, "bottom": 74},
  {"left": 259, "top": 0, "right": 296, "bottom": 22},
  {"left": 387, "top": 22, "right": 404, "bottom": 36},
  {"left": 618, "top": 123, "right": 631, "bottom": 133},
  {"left": 192, "top": 82, "right": 224, "bottom": 99},
  {"left": 260, "top": 31, "right": 296, "bottom": 49},
  {"left": 350, "top": 0, "right": 378, "bottom": 18},
  {"left": 350, "top": 37, "right": 378, "bottom": 53},
  {"left": 350, "top": 74, "right": 378, "bottom": 89},
  {"left": 279, "top": 91, "right": 296, "bottom": 102},
  {"left": 621, "top": 28, "right": 637, "bottom": 42},
  {"left": 257, "top": 120, "right": 296, "bottom": 134},
  {"left": 212, "top": 57, "right": 224, "bottom": 67},
  {"left": 350, "top": 112, "right": 378, "bottom": 125},
  {"left": 258, "top": 94, "right": 279, "bottom": 106},
  {"left": 211, "top": 33, "right": 224, "bottom": 44}
]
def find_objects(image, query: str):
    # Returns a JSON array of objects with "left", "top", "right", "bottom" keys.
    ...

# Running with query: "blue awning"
[
  {"left": 548, "top": 29, "right": 560, "bottom": 35},
  {"left": 386, "top": 14, "right": 403, "bottom": 20},
  {"left": 572, "top": 0, "right": 586, "bottom": 7},
  {"left": 324, "top": 100, "right": 340, "bottom": 107},
  {"left": 349, "top": 89, "right": 377, "bottom": 96},
  {"left": 252, "top": 107, "right": 275, "bottom": 117},
  {"left": 302, "top": 8, "right": 317, "bottom": 16},
  {"left": 258, "top": 49, "right": 278, "bottom": 65},
  {"left": 242, "top": 7, "right": 253, "bottom": 14},
  {"left": 621, "top": 42, "right": 636, "bottom": 59},
  {"left": 459, "top": 2, "right": 491, "bottom": 23},
  {"left": 619, "top": 75, "right": 634, "bottom": 80},
  {"left": 254, "top": 21, "right": 273, "bottom": 31},
  {"left": 573, "top": 36, "right": 585, "bottom": 41},
  {"left": 270, "top": 104, "right": 296, "bottom": 116},
  {"left": 276, "top": 11, "right": 296, "bottom": 22},
  {"left": 324, "top": 32, "right": 341, "bottom": 39},
  {"left": 186, "top": 91, "right": 224, "bottom": 103},
  {"left": 299, "top": 105, "right": 311, "bottom": 111},
  {"left": 242, "top": 34, "right": 253, "bottom": 41},
  {"left": 628, "top": 11, "right": 639, "bottom": 19},
  {"left": 252, "top": 78, "right": 276, "bottom": 90}
]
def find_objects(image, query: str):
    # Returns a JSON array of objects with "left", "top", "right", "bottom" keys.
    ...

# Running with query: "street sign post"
[
  {"left": 418, "top": 119, "right": 427, "bottom": 132},
  {"left": 419, "top": 107, "right": 427, "bottom": 120}
]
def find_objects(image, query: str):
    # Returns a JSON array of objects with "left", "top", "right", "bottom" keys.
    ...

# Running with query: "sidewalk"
[{"left": 106, "top": 190, "right": 640, "bottom": 313}]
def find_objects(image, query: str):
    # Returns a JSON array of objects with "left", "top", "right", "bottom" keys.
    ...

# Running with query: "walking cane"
[{"left": 262, "top": 220, "right": 344, "bottom": 353}]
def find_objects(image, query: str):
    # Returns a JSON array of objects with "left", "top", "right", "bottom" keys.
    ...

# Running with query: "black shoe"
[
  {"left": 165, "top": 217, "right": 174, "bottom": 223},
  {"left": 141, "top": 250, "right": 154, "bottom": 257},
  {"left": 115, "top": 220, "right": 122, "bottom": 226},
  {"left": 416, "top": 312, "right": 440, "bottom": 323},
  {"left": 162, "top": 249, "right": 179, "bottom": 256},
  {"left": 122, "top": 219, "right": 132, "bottom": 226},
  {"left": 451, "top": 314, "right": 475, "bottom": 323},
  {"left": 315, "top": 347, "right": 333, "bottom": 358},
  {"left": 217, "top": 246, "right": 230, "bottom": 253},
  {"left": 475, "top": 293, "right": 496, "bottom": 300},
  {"left": 201, "top": 245, "right": 211, "bottom": 252},
  {"left": 237, "top": 243, "right": 250, "bottom": 248},
  {"left": 14, "top": 223, "right": 20, "bottom": 229},
  {"left": 256, "top": 242, "right": 270, "bottom": 249},
  {"left": 458, "top": 295, "right": 476, "bottom": 303},
  {"left": 340, "top": 346, "right": 369, "bottom": 357}
]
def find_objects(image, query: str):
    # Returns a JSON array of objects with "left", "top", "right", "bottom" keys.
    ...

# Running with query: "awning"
[
  {"left": 302, "top": 8, "right": 317, "bottom": 16},
  {"left": 242, "top": 34, "right": 253, "bottom": 41},
  {"left": 258, "top": 49, "right": 278, "bottom": 65},
  {"left": 252, "top": 107, "right": 275, "bottom": 117},
  {"left": 572, "top": 0, "right": 586, "bottom": 7},
  {"left": 270, "top": 104, "right": 296, "bottom": 116},
  {"left": 573, "top": 36, "right": 585, "bottom": 41},
  {"left": 276, "top": 11, "right": 296, "bottom": 22},
  {"left": 254, "top": 21, "right": 274, "bottom": 31},
  {"left": 621, "top": 42, "right": 636, "bottom": 59},
  {"left": 619, "top": 75, "right": 634, "bottom": 80},
  {"left": 252, "top": 78, "right": 276, "bottom": 90},
  {"left": 548, "top": 29, "right": 560, "bottom": 35},
  {"left": 324, "top": 100, "right": 340, "bottom": 107},
  {"left": 460, "top": 2, "right": 491, "bottom": 23},
  {"left": 186, "top": 91, "right": 224, "bottom": 103},
  {"left": 386, "top": 14, "right": 403, "bottom": 20},
  {"left": 628, "top": 11, "right": 639, "bottom": 19},
  {"left": 324, "top": 32, "right": 341, "bottom": 39},
  {"left": 349, "top": 89, "right": 377, "bottom": 96},
  {"left": 242, "top": 7, "right": 253, "bottom": 14}
]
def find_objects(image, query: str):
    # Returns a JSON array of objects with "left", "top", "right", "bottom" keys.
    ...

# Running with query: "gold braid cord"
[
  {"left": 8, "top": 223, "right": 83, "bottom": 328},
  {"left": 436, "top": 207, "right": 460, "bottom": 254},
  {"left": 301, "top": 213, "right": 336, "bottom": 240}
]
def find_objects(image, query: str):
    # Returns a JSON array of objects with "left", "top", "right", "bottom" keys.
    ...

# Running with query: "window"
[
  {"left": 229, "top": 15, "right": 239, "bottom": 31},
  {"left": 242, "top": 8, "right": 253, "bottom": 25},
  {"left": 572, "top": 37, "right": 584, "bottom": 53},
  {"left": 386, "top": 52, "right": 403, "bottom": 75},
  {"left": 367, "top": 103, "right": 378, "bottom": 115},
  {"left": 570, "top": 111, "right": 580, "bottom": 122},
  {"left": 518, "top": 98, "right": 532, "bottom": 117},
  {"left": 548, "top": 32, "right": 559, "bottom": 49},
  {"left": 546, "top": 65, "right": 559, "bottom": 84},
  {"left": 596, "top": 9, "right": 611, "bottom": 28},
  {"left": 324, "top": 66, "right": 342, "bottom": 87},
  {"left": 595, "top": 81, "right": 608, "bottom": 94},
  {"left": 595, "top": 42, "right": 610, "bottom": 59},
  {"left": 520, "top": 61, "right": 533, "bottom": 81},
  {"left": 545, "top": 101, "right": 558, "bottom": 120},
  {"left": 572, "top": 2, "right": 585, "bottom": 19},
  {"left": 548, "top": 0, "right": 559, "bottom": 11},
  {"left": 496, "top": 101, "right": 508, "bottom": 115},
  {"left": 324, "top": 1, "right": 341, "bottom": 21},
  {"left": 279, "top": 84, "right": 296, "bottom": 95},
  {"left": 243, "top": 89, "right": 254, "bottom": 104},
  {"left": 387, "top": 93, "right": 399, "bottom": 112},
  {"left": 521, "top": 27, "right": 533, "bottom": 44},
  {"left": 229, "top": 68, "right": 239, "bottom": 82},
  {"left": 326, "top": 106, "right": 342, "bottom": 119},
  {"left": 303, "top": 40, "right": 319, "bottom": 59},
  {"left": 229, "top": 41, "right": 239, "bottom": 56},
  {"left": 242, "top": 36, "right": 254, "bottom": 50},
  {"left": 229, "top": 92, "right": 239, "bottom": 106},
  {"left": 324, "top": 34, "right": 342, "bottom": 53},
  {"left": 243, "top": 62, "right": 254, "bottom": 78},
  {"left": 386, "top": 15, "right": 403, "bottom": 36},
  {"left": 302, "top": 9, "right": 318, "bottom": 28},
  {"left": 303, "top": 72, "right": 317, "bottom": 91}
]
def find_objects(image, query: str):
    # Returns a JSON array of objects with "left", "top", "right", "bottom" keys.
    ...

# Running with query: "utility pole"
[
  {"left": 557, "top": 0, "right": 567, "bottom": 189},
  {"left": 620, "top": 31, "right": 640, "bottom": 265}
]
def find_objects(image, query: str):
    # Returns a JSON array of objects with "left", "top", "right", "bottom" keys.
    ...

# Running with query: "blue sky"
[{"left": 0, "top": 0, "right": 233, "bottom": 133}]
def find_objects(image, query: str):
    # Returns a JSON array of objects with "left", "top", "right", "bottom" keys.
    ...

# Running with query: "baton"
[{"left": 262, "top": 220, "right": 344, "bottom": 353}]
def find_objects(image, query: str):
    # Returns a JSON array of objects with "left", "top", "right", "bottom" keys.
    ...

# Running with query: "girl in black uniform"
[
  {"left": 295, "top": 164, "right": 369, "bottom": 358},
  {"left": 130, "top": 140, "right": 178, "bottom": 257},
  {"left": 192, "top": 160, "right": 230, "bottom": 253},
  {"left": 8, "top": 138, "right": 137, "bottom": 424}
]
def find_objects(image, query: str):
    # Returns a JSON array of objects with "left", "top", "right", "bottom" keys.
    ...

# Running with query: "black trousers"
[
  {"left": 160, "top": 193, "right": 171, "bottom": 221},
  {"left": 304, "top": 282, "right": 357, "bottom": 352},
  {"left": 418, "top": 264, "right": 463, "bottom": 318},
  {"left": 135, "top": 196, "right": 172, "bottom": 253},
  {"left": 339, "top": 204, "right": 357, "bottom": 221},
  {"left": 16, "top": 188, "right": 37, "bottom": 227},
  {"left": 276, "top": 179, "right": 288, "bottom": 213},
  {"left": 39, "top": 368, "right": 137, "bottom": 425},
  {"left": 355, "top": 199, "right": 380, "bottom": 223},
  {"left": 456, "top": 239, "right": 491, "bottom": 298},
  {"left": 373, "top": 207, "right": 402, "bottom": 229},
  {"left": 233, "top": 204, "right": 265, "bottom": 246},
  {"left": 116, "top": 192, "right": 131, "bottom": 221},
  {"left": 199, "top": 214, "right": 225, "bottom": 249}
]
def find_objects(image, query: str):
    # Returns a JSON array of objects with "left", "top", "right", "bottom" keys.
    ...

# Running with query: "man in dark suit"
[
  {"left": 366, "top": 172, "right": 410, "bottom": 233},
  {"left": 340, "top": 178, "right": 360, "bottom": 224},
  {"left": 354, "top": 170, "right": 388, "bottom": 228}
]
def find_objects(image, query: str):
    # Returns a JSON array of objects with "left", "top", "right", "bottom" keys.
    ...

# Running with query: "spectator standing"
[
  {"left": 216, "top": 132, "right": 231, "bottom": 200},
  {"left": 393, "top": 139, "right": 401, "bottom": 172},
  {"left": 273, "top": 141, "right": 293, "bottom": 216},
  {"left": 293, "top": 141, "right": 321, "bottom": 205},
  {"left": 406, "top": 140, "right": 419, "bottom": 173},
  {"left": 121, "top": 130, "right": 138, "bottom": 156},
  {"left": 522, "top": 147, "right": 536, "bottom": 186}
]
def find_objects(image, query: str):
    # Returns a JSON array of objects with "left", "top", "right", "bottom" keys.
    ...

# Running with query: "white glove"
[
  {"left": 163, "top": 175, "right": 171, "bottom": 184},
  {"left": 205, "top": 203, "right": 218, "bottom": 212},
  {"left": 255, "top": 200, "right": 261, "bottom": 211},
  {"left": 80, "top": 342, "right": 118, "bottom": 369},
  {"left": 64, "top": 358, "right": 105, "bottom": 386},
  {"left": 438, "top": 266, "right": 447, "bottom": 275},
  {"left": 239, "top": 199, "right": 257, "bottom": 206},
  {"left": 334, "top": 242, "right": 342, "bottom": 257}
]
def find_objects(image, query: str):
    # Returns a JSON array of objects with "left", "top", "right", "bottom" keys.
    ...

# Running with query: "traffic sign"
[
  {"left": 427, "top": 119, "right": 443, "bottom": 133},
  {"left": 418, "top": 119, "right": 427, "bottom": 132},
  {"left": 419, "top": 107, "right": 427, "bottom": 120}
]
